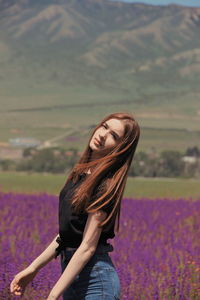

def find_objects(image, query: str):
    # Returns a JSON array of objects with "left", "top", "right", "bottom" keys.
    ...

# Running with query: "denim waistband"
[{"left": 61, "top": 243, "right": 113, "bottom": 262}]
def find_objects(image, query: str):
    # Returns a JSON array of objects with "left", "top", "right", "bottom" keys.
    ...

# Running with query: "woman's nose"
[{"left": 99, "top": 133, "right": 106, "bottom": 143}]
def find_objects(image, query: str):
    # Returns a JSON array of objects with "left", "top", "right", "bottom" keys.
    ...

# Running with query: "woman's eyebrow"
[{"left": 105, "top": 122, "right": 120, "bottom": 139}]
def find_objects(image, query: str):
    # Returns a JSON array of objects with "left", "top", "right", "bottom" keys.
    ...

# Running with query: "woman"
[{"left": 10, "top": 112, "right": 140, "bottom": 299}]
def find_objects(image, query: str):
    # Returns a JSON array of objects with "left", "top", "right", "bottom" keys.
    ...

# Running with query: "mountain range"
[{"left": 1, "top": 0, "right": 200, "bottom": 117}]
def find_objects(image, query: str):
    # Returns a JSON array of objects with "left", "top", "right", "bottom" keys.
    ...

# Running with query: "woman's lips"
[{"left": 94, "top": 138, "right": 101, "bottom": 146}]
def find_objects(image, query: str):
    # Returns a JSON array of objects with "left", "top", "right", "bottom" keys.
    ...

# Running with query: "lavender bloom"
[{"left": 0, "top": 192, "right": 199, "bottom": 299}]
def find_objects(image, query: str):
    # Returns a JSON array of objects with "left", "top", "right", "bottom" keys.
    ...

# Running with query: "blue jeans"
[{"left": 60, "top": 243, "right": 121, "bottom": 300}]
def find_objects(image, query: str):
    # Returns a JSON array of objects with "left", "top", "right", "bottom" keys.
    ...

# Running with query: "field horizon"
[{"left": 1, "top": 171, "right": 200, "bottom": 200}]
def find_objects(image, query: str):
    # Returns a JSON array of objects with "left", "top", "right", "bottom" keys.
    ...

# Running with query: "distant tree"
[
  {"left": 185, "top": 146, "right": 200, "bottom": 157},
  {"left": 67, "top": 147, "right": 79, "bottom": 168},
  {"left": 0, "top": 159, "right": 15, "bottom": 171},
  {"left": 14, "top": 146, "right": 200, "bottom": 178},
  {"left": 144, "top": 157, "right": 160, "bottom": 177},
  {"left": 18, "top": 147, "right": 77, "bottom": 173},
  {"left": 22, "top": 147, "right": 34, "bottom": 158},
  {"left": 32, "top": 149, "right": 55, "bottom": 172},
  {"left": 183, "top": 161, "right": 198, "bottom": 178},
  {"left": 128, "top": 151, "right": 148, "bottom": 176},
  {"left": 158, "top": 150, "right": 185, "bottom": 177}
]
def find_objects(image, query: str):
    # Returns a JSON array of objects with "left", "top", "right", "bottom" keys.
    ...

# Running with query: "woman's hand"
[{"left": 10, "top": 265, "right": 38, "bottom": 296}]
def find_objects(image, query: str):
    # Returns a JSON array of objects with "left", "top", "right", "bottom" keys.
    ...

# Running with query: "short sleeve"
[{"left": 89, "top": 181, "right": 112, "bottom": 214}]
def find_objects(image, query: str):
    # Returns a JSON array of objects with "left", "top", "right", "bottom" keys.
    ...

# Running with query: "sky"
[{"left": 111, "top": 0, "right": 200, "bottom": 7}]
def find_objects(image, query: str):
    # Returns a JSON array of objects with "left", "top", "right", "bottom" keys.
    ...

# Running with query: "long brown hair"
[{"left": 65, "top": 112, "right": 140, "bottom": 233}]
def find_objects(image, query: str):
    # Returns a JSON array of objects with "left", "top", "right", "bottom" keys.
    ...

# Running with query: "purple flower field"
[{"left": 0, "top": 191, "right": 200, "bottom": 300}]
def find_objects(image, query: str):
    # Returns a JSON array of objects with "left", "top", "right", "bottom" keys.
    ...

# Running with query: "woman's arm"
[
  {"left": 10, "top": 234, "right": 60, "bottom": 296},
  {"left": 29, "top": 234, "right": 59, "bottom": 272},
  {"left": 47, "top": 210, "right": 107, "bottom": 300}
]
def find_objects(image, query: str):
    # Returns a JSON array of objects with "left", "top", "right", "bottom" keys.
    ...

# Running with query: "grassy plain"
[
  {"left": 1, "top": 83, "right": 200, "bottom": 153},
  {"left": 1, "top": 171, "right": 199, "bottom": 200}
]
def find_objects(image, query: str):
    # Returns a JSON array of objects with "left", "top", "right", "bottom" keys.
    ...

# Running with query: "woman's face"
[{"left": 89, "top": 118, "right": 125, "bottom": 155}]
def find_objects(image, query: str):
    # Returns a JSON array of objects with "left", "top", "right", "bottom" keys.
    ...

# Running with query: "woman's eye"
[
  {"left": 102, "top": 124, "right": 106, "bottom": 128},
  {"left": 112, "top": 134, "right": 117, "bottom": 140}
]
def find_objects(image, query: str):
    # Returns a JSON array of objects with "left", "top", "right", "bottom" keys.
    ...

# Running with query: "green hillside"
[{"left": 0, "top": 0, "right": 200, "bottom": 151}]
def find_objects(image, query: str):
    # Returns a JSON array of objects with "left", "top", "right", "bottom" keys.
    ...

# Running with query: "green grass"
[
  {"left": 0, "top": 171, "right": 199, "bottom": 200},
  {"left": 0, "top": 80, "right": 200, "bottom": 153},
  {"left": 125, "top": 176, "right": 200, "bottom": 200},
  {"left": 1, "top": 124, "right": 199, "bottom": 153},
  {"left": 138, "top": 127, "right": 200, "bottom": 152},
  {"left": 1, "top": 96, "right": 200, "bottom": 152}
]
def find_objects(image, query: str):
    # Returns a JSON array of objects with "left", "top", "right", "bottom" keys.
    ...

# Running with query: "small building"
[
  {"left": 182, "top": 156, "right": 197, "bottom": 164},
  {"left": 9, "top": 137, "right": 41, "bottom": 148}
]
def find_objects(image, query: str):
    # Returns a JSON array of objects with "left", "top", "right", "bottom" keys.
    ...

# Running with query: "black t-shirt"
[{"left": 55, "top": 173, "right": 115, "bottom": 258}]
